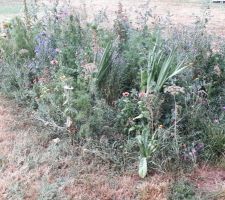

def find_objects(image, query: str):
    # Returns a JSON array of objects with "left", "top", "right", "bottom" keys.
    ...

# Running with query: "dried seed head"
[
  {"left": 164, "top": 85, "right": 185, "bottom": 95},
  {"left": 214, "top": 65, "right": 221, "bottom": 76}
]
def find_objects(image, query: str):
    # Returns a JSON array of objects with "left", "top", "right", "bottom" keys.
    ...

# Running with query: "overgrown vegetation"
[{"left": 1, "top": 1, "right": 225, "bottom": 199}]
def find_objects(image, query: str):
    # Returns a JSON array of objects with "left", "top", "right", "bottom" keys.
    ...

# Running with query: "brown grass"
[
  {"left": 2, "top": 0, "right": 225, "bottom": 36},
  {"left": 68, "top": 0, "right": 225, "bottom": 36},
  {"left": 0, "top": 94, "right": 224, "bottom": 199},
  {"left": 0, "top": 94, "right": 170, "bottom": 199}
]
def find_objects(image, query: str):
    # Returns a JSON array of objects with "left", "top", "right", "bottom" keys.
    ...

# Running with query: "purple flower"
[
  {"left": 195, "top": 143, "right": 204, "bottom": 153},
  {"left": 223, "top": 106, "right": 225, "bottom": 110},
  {"left": 34, "top": 32, "right": 57, "bottom": 62}
]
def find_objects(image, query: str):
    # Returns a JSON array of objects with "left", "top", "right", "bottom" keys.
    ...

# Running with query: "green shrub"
[
  {"left": 203, "top": 122, "right": 225, "bottom": 159},
  {"left": 168, "top": 179, "right": 200, "bottom": 200}
]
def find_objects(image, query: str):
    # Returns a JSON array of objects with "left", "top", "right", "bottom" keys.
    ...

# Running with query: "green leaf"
[
  {"left": 128, "top": 126, "right": 136, "bottom": 133},
  {"left": 96, "top": 41, "right": 114, "bottom": 88},
  {"left": 146, "top": 39, "right": 188, "bottom": 93},
  {"left": 139, "top": 157, "right": 148, "bottom": 178},
  {"left": 133, "top": 113, "right": 144, "bottom": 120},
  {"left": 136, "top": 135, "right": 143, "bottom": 145}
]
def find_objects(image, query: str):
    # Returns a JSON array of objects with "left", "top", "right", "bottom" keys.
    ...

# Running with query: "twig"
[{"left": 33, "top": 115, "right": 65, "bottom": 131}]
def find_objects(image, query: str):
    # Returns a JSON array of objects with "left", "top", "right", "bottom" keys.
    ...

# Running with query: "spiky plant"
[
  {"left": 96, "top": 41, "right": 123, "bottom": 104},
  {"left": 96, "top": 42, "right": 114, "bottom": 88},
  {"left": 146, "top": 39, "right": 188, "bottom": 93}
]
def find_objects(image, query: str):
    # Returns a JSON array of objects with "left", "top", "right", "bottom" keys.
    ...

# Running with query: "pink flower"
[
  {"left": 33, "top": 79, "right": 37, "bottom": 84},
  {"left": 122, "top": 92, "right": 129, "bottom": 97},
  {"left": 139, "top": 92, "right": 146, "bottom": 98},
  {"left": 50, "top": 59, "right": 59, "bottom": 65},
  {"left": 38, "top": 77, "right": 46, "bottom": 83}
]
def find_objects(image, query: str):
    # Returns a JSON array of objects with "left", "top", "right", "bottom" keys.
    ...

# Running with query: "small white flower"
[
  {"left": 63, "top": 85, "right": 74, "bottom": 90},
  {"left": 0, "top": 33, "right": 7, "bottom": 38},
  {"left": 19, "top": 49, "right": 29, "bottom": 55},
  {"left": 55, "top": 48, "right": 61, "bottom": 53},
  {"left": 53, "top": 138, "right": 60, "bottom": 144}
]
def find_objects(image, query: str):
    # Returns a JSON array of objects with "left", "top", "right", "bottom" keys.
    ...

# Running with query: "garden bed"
[{"left": 1, "top": 1, "right": 225, "bottom": 199}]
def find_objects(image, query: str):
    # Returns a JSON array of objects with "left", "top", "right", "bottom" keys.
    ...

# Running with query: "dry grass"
[
  {"left": 137, "top": 175, "right": 170, "bottom": 200},
  {"left": 2, "top": 0, "right": 225, "bottom": 35},
  {"left": 189, "top": 166, "right": 225, "bottom": 198},
  {"left": 69, "top": 0, "right": 225, "bottom": 36},
  {"left": 0, "top": 94, "right": 224, "bottom": 199},
  {"left": 0, "top": 94, "right": 170, "bottom": 199}
]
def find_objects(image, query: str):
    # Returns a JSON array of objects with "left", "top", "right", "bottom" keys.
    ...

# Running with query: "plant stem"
[{"left": 174, "top": 95, "right": 179, "bottom": 157}]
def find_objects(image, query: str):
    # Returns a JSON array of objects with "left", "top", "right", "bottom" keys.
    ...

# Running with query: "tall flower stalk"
[
  {"left": 165, "top": 85, "right": 185, "bottom": 157},
  {"left": 64, "top": 85, "right": 77, "bottom": 145},
  {"left": 23, "top": 0, "right": 30, "bottom": 27}
]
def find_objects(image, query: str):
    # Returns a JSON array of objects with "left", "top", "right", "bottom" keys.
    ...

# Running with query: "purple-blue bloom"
[
  {"left": 195, "top": 143, "right": 204, "bottom": 152},
  {"left": 34, "top": 32, "right": 57, "bottom": 62}
]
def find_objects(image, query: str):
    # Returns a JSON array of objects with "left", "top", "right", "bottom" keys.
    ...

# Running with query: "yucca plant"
[
  {"left": 96, "top": 41, "right": 114, "bottom": 88},
  {"left": 96, "top": 39, "right": 122, "bottom": 104},
  {"left": 146, "top": 40, "right": 188, "bottom": 93}
]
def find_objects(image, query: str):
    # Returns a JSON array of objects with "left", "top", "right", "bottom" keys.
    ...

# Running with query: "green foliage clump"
[{"left": 168, "top": 179, "right": 200, "bottom": 200}]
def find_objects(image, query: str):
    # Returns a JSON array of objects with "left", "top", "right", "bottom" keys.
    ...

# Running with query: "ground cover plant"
[{"left": 1, "top": 0, "right": 225, "bottom": 199}]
